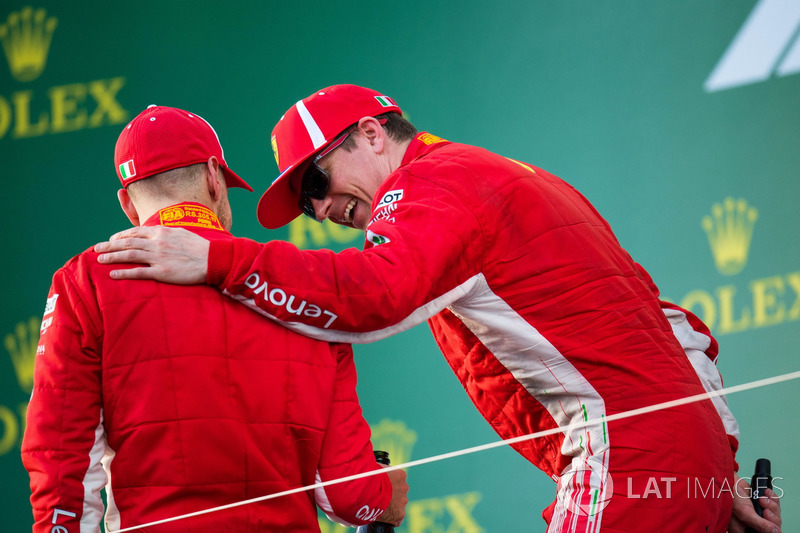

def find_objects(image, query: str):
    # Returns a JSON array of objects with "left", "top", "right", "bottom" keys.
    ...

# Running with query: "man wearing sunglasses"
[{"left": 95, "top": 85, "right": 781, "bottom": 532}]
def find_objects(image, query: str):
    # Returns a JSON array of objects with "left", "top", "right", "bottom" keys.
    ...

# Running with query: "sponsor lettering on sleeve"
[{"left": 245, "top": 273, "right": 339, "bottom": 328}]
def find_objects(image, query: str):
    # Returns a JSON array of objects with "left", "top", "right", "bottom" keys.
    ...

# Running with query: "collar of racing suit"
[
  {"left": 399, "top": 131, "right": 451, "bottom": 168},
  {"left": 144, "top": 202, "right": 227, "bottom": 232}
]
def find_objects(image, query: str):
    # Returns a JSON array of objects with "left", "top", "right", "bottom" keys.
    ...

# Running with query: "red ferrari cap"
[
  {"left": 114, "top": 105, "right": 253, "bottom": 191},
  {"left": 257, "top": 84, "right": 402, "bottom": 229}
]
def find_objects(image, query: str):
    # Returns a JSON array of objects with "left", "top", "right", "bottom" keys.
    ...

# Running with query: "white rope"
[{"left": 110, "top": 369, "right": 800, "bottom": 532}]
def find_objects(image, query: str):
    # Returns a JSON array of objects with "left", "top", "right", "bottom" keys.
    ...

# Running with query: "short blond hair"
[{"left": 126, "top": 163, "right": 206, "bottom": 203}]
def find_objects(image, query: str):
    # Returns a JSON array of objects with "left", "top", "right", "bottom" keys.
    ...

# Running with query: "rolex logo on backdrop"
[
  {"left": 0, "top": 6, "right": 56, "bottom": 82},
  {"left": 702, "top": 197, "right": 758, "bottom": 276},
  {"left": 670, "top": 197, "right": 800, "bottom": 335},
  {"left": 0, "top": 5, "right": 129, "bottom": 140},
  {"left": 0, "top": 317, "right": 37, "bottom": 457},
  {"left": 4, "top": 316, "right": 39, "bottom": 393},
  {"left": 369, "top": 419, "right": 418, "bottom": 466}
]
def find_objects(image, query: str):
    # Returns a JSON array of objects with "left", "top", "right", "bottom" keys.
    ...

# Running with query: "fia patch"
[{"left": 158, "top": 204, "right": 224, "bottom": 231}]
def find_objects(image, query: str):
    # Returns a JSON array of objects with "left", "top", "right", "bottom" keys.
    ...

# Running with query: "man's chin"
[{"left": 331, "top": 218, "right": 360, "bottom": 231}]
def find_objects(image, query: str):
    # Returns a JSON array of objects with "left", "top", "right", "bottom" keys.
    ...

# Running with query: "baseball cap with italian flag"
[
  {"left": 114, "top": 105, "right": 252, "bottom": 191},
  {"left": 257, "top": 84, "right": 402, "bottom": 229}
]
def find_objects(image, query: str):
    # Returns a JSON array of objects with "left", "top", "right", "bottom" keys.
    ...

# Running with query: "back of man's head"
[
  {"left": 114, "top": 105, "right": 252, "bottom": 195},
  {"left": 125, "top": 163, "right": 207, "bottom": 204}
]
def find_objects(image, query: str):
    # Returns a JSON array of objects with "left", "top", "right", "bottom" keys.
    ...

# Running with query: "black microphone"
[{"left": 744, "top": 458, "right": 772, "bottom": 533}]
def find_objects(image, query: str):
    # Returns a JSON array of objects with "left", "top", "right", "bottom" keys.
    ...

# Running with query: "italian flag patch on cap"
[
  {"left": 375, "top": 95, "right": 396, "bottom": 107},
  {"left": 119, "top": 160, "right": 136, "bottom": 180}
]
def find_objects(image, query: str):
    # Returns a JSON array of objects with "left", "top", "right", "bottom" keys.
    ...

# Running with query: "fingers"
[
  {"left": 109, "top": 225, "right": 160, "bottom": 241},
  {"left": 108, "top": 267, "right": 158, "bottom": 281},
  {"left": 95, "top": 226, "right": 164, "bottom": 254},
  {"left": 752, "top": 512, "right": 781, "bottom": 533},
  {"left": 95, "top": 225, "right": 208, "bottom": 284},
  {"left": 733, "top": 513, "right": 780, "bottom": 533},
  {"left": 761, "top": 511, "right": 781, "bottom": 532},
  {"left": 380, "top": 467, "right": 409, "bottom": 527},
  {"left": 758, "top": 518, "right": 781, "bottom": 533},
  {"left": 95, "top": 238, "right": 155, "bottom": 256},
  {"left": 763, "top": 488, "right": 781, "bottom": 510},
  {"left": 97, "top": 249, "right": 154, "bottom": 267},
  {"left": 730, "top": 478, "right": 781, "bottom": 533},
  {"left": 759, "top": 490, "right": 782, "bottom": 530},
  {"left": 96, "top": 231, "right": 160, "bottom": 266},
  {"left": 95, "top": 235, "right": 159, "bottom": 274},
  {"left": 94, "top": 227, "right": 156, "bottom": 279}
]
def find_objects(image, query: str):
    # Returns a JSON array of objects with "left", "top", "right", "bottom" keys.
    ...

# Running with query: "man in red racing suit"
[
  {"left": 22, "top": 105, "right": 405, "bottom": 532},
  {"left": 95, "top": 86, "right": 780, "bottom": 532}
]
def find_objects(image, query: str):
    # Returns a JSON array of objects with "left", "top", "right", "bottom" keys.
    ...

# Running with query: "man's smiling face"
[{"left": 304, "top": 131, "right": 388, "bottom": 230}]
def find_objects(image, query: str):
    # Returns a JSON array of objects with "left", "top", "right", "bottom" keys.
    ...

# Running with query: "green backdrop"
[{"left": 1, "top": 1, "right": 797, "bottom": 531}]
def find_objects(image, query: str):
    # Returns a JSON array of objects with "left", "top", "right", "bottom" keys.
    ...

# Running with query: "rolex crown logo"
[
  {"left": 4, "top": 316, "right": 41, "bottom": 393},
  {"left": 0, "top": 6, "right": 58, "bottom": 82},
  {"left": 701, "top": 197, "right": 758, "bottom": 276},
  {"left": 370, "top": 419, "right": 418, "bottom": 465}
]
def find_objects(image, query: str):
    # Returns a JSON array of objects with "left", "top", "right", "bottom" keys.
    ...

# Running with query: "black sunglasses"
[{"left": 298, "top": 130, "right": 352, "bottom": 219}]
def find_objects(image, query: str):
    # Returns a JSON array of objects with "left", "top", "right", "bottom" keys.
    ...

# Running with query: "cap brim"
[
  {"left": 257, "top": 133, "right": 333, "bottom": 229},
  {"left": 256, "top": 163, "right": 305, "bottom": 229},
  {"left": 222, "top": 166, "right": 254, "bottom": 192}
]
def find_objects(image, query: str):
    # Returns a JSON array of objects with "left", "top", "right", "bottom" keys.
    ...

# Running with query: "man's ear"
[
  {"left": 357, "top": 116, "right": 386, "bottom": 154},
  {"left": 206, "top": 156, "right": 224, "bottom": 200},
  {"left": 117, "top": 188, "right": 141, "bottom": 226}
]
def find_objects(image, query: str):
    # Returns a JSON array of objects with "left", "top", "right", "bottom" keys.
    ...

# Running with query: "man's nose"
[{"left": 311, "top": 196, "right": 332, "bottom": 222}]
